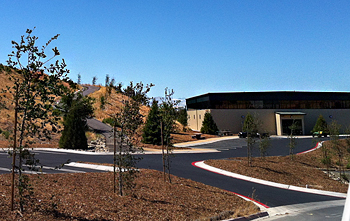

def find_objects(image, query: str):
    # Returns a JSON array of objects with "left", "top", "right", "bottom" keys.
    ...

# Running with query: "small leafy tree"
[
  {"left": 121, "top": 81, "right": 155, "bottom": 106},
  {"left": 320, "top": 142, "right": 332, "bottom": 175},
  {"left": 328, "top": 121, "right": 344, "bottom": 178},
  {"left": 101, "top": 79, "right": 149, "bottom": 195},
  {"left": 243, "top": 113, "right": 259, "bottom": 166},
  {"left": 313, "top": 116, "right": 330, "bottom": 173},
  {"left": 142, "top": 99, "right": 161, "bottom": 145},
  {"left": 312, "top": 114, "right": 328, "bottom": 133},
  {"left": 200, "top": 112, "right": 218, "bottom": 135},
  {"left": 5, "top": 28, "right": 71, "bottom": 212},
  {"left": 159, "top": 88, "right": 178, "bottom": 183},
  {"left": 113, "top": 99, "right": 144, "bottom": 196},
  {"left": 259, "top": 135, "right": 270, "bottom": 158},
  {"left": 58, "top": 93, "right": 94, "bottom": 149},
  {"left": 288, "top": 120, "right": 299, "bottom": 160}
]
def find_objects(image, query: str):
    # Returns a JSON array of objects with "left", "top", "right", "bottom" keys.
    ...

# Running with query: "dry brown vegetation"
[
  {"left": 0, "top": 170, "right": 259, "bottom": 220},
  {"left": 206, "top": 139, "right": 350, "bottom": 193},
  {"left": 87, "top": 86, "right": 150, "bottom": 122},
  {"left": 0, "top": 68, "right": 65, "bottom": 148}
]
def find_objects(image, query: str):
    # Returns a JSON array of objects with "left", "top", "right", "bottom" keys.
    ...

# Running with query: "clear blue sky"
[{"left": 1, "top": 1, "right": 350, "bottom": 99}]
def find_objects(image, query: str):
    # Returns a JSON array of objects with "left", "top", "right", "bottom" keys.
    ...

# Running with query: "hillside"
[
  {"left": 0, "top": 65, "right": 72, "bottom": 148},
  {"left": 87, "top": 85, "right": 150, "bottom": 122},
  {"left": 0, "top": 65, "right": 217, "bottom": 149}
]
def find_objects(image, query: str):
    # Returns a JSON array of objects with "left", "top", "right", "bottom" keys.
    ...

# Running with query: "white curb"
[{"left": 194, "top": 161, "right": 347, "bottom": 198}]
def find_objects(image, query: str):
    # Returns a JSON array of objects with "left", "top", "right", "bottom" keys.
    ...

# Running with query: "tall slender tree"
[
  {"left": 101, "top": 79, "right": 151, "bottom": 195},
  {"left": 243, "top": 113, "right": 259, "bottom": 166},
  {"left": 328, "top": 121, "right": 344, "bottom": 178},
  {"left": 288, "top": 120, "right": 298, "bottom": 160},
  {"left": 159, "top": 88, "right": 178, "bottom": 182},
  {"left": 5, "top": 28, "right": 71, "bottom": 212}
]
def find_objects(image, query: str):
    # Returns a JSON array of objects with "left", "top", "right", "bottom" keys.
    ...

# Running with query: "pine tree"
[
  {"left": 59, "top": 93, "right": 94, "bottom": 149},
  {"left": 142, "top": 100, "right": 161, "bottom": 145},
  {"left": 312, "top": 114, "right": 328, "bottom": 133},
  {"left": 200, "top": 112, "right": 218, "bottom": 135},
  {"left": 177, "top": 108, "right": 188, "bottom": 127}
]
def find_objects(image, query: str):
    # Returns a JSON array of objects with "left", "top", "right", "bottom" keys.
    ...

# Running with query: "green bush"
[
  {"left": 312, "top": 115, "right": 328, "bottom": 133},
  {"left": 102, "top": 117, "right": 120, "bottom": 127},
  {"left": 59, "top": 94, "right": 94, "bottom": 149},
  {"left": 142, "top": 100, "right": 161, "bottom": 145},
  {"left": 177, "top": 108, "right": 188, "bottom": 126},
  {"left": 200, "top": 112, "right": 218, "bottom": 135}
]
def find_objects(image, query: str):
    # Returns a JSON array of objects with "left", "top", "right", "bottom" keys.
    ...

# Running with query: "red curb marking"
[
  {"left": 191, "top": 161, "right": 270, "bottom": 208},
  {"left": 296, "top": 142, "right": 319, "bottom": 155}
]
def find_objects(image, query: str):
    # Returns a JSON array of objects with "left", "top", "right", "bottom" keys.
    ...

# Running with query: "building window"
[
  {"left": 194, "top": 115, "right": 195, "bottom": 119},
  {"left": 199, "top": 115, "right": 201, "bottom": 119}
]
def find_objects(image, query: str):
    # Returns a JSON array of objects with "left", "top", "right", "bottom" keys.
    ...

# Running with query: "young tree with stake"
[{"left": 5, "top": 28, "right": 71, "bottom": 212}]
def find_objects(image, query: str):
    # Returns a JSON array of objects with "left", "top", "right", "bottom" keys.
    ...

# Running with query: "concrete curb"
[
  {"left": 193, "top": 160, "right": 347, "bottom": 199},
  {"left": 225, "top": 212, "right": 269, "bottom": 221}
]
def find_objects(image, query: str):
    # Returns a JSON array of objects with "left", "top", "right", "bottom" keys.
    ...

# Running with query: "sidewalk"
[
  {"left": 5, "top": 136, "right": 237, "bottom": 155},
  {"left": 173, "top": 135, "right": 239, "bottom": 147}
]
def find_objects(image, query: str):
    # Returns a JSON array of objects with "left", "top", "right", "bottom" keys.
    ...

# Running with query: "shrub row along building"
[{"left": 186, "top": 91, "right": 350, "bottom": 135}]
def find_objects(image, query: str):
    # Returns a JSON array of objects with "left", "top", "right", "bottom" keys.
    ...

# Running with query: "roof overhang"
[{"left": 275, "top": 112, "right": 306, "bottom": 115}]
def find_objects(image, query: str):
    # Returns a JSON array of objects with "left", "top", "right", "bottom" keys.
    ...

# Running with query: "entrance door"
[{"left": 282, "top": 119, "right": 303, "bottom": 135}]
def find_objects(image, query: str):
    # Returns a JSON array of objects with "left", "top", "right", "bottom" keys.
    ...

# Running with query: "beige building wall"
[
  {"left": 187, "top": 109, "right": 210, "bottom": 131},
  {"left": 187, "top": 108, "right": 350, "bottom": 135},
  {"left": 210, "top": 109, "right": 277, "bottom": 134}
]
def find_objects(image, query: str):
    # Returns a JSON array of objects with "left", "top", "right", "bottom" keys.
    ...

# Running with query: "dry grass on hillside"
[
  {"left": 206, "top": 139, "right": 350, "bottom": 193},
  {"left": 87, "top": 86, "right": 150, "bottom": 122},
  {"left": 0, "top": 68, "right": 76, "bottom": 149},
  {"left": 0, "top": 170, "right": 259, "bottom": 221}
]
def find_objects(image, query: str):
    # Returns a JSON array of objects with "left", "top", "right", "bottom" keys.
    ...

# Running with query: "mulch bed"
[
  {"left": 0, "top": 170, "right": 259, "bottom": 220},
  {"left": 206, "top": 140, "right": 349, "bottom": 193}
]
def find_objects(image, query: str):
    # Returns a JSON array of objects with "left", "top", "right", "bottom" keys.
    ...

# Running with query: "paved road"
[
  {"left": 261, "top": 199, "right": 345, "bottom": 220},
  {"left": 81, "top": 85, "right": 100, "bottom": 97},
  {"left": 1, "top": 137, "right": 343, "bottom": 207}
]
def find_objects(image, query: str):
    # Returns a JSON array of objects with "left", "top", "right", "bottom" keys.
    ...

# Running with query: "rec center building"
[{"left": 186, "top": 91, "right": 350, "bottom": 136}]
